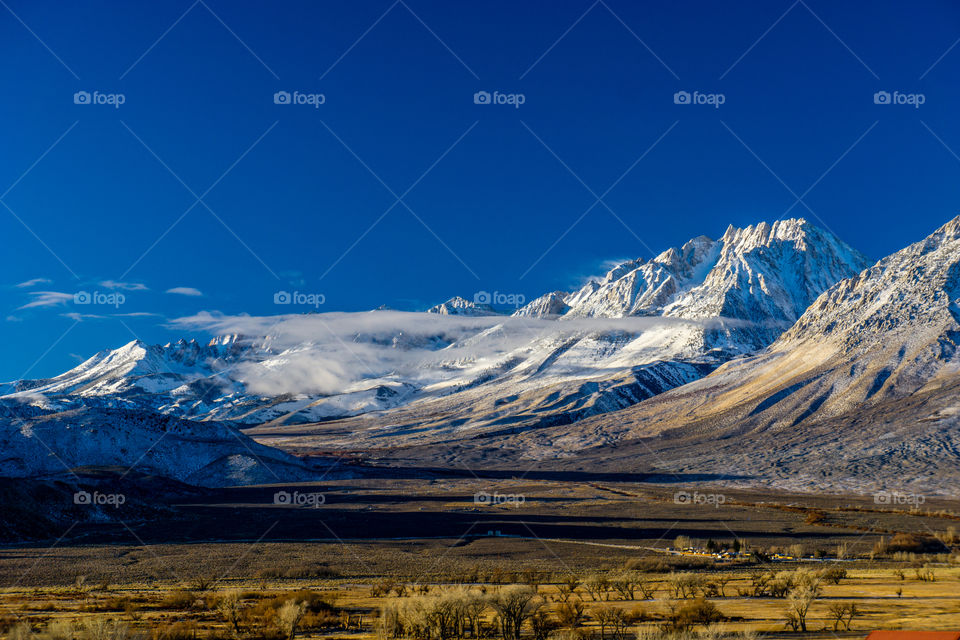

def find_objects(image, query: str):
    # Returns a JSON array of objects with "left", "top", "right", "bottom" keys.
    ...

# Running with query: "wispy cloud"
[
  {"left": 166, "top": 286, "right": 203, "bottom": 297},
  {"left": 61, "top": 311, "right": 160, "bottom": 321},
  {"left": 99, "top": 280, "right": 148, "bottom": 291},
  {"left": 62, "top": 312, "right": 105, "bottom": 321},
  {"left": 15, "top": 277, "right": 53, "bottom": 289},
  {"left": 169, "top": 310, "right": 723, "bottom": 397},
  {"left": 18, "top": 291, "right": 74, "bottom": 309}
]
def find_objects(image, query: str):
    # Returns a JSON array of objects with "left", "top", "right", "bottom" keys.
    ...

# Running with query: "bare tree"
[
  {"left": 715, "top": 576, "right": 732, "bottom": 597},
  {"left": 592, "top": 606, "right": 619, "bottom": 640},
  {"left": 529, "top": 611, "right": 557, "bottom": 640},
  {"left": 278, "top": 601, "right": 306, "bottom": 640},
  {"left": 785, "top": 584, "right": 818, "bottom": 632},
  {"left": 843, "top": 603, "right": 859, "bottom": 631},
  {"left": 609, "top": 607, "right": 631, "bottom": 640},
  {"left": 556, "top": 599, "right": 587, "bottom": 629},
  {"left": 584, "top": 574, "right": 611, "bottom": 601},
  {"left": 490, "top": 585, "right": 542, "bottom": 640},
  {"left": 218, "top": 590, "right": 244, "bottom": 637},
  {"left": 666, "top": 573, "right": 701, "bottom": 599},
  {"left": 464, "top": 591, "right": 490, "bottom": 638},
  {"left": 556, "top": 576, "right": 581, "bottom": 603},
  {"left": 378, "top": 603, "right": 403, "bottom": 640},
  {"left": 636, "top": 581, "right": 656, "bottom": 600},
  {"left": 827, "top": 603, "right": 859, "bottom": 631},
  {"left": 610, "top": 572, "right": 639, "bottom": 600}
]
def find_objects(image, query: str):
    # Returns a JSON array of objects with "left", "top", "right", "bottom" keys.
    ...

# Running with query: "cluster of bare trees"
[
  {"left": 826, "top": 603, "right": 859, "bottom": 631},
  {"left": 379, "top": 586, "right": 542, "bottom": 640},
  {"left": 554, "top": 573, "right": 656, "bottom": 604},
  {"left": 379, "top": 585, "right": 643, "bottom": 640},
  {"left": 735, "top": 567, "right": 842, "bottom": 599},
  {"left": 662, "top": 574, "right": 732, "bottom": 600}
]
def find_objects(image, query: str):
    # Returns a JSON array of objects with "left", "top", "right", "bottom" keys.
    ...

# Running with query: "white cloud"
[
  {"left": 62, "top": 312, "right": 105, "bottom": 321},
  {"left": 99, "top": 280, "right": 148, "bottom": 291},
  {"left": 166, "top": 286, "right": 203, "bottom": 297},
  {"left": 574, "top": 258, "right": 638, "bottom": 287},
  {"left": 168, "top": 310, "right": 722, "bottom": 397},
  {"left": 15, "top": 278, "right": 53, "bottom": 288},
  {"left": 19, "top": 291, "right": 74, "bottom": 309},
  {"left": 59, "top": 311, "right": 159, "bottom": 321}
]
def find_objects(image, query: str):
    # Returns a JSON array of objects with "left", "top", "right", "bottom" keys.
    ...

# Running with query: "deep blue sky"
[{"left": 2, "top": 0, "right": 959, "bottom": 380}]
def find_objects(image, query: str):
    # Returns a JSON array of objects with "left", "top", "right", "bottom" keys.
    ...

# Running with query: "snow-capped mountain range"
[
  {"left": 463, "top": 215, "right": 960, "bottom": 495},
  {"left": 1, "top": 218, "right": 867, "bottom": 440},
  {"left": 6, "top": 213, "right": 960, "bottom": 494}
]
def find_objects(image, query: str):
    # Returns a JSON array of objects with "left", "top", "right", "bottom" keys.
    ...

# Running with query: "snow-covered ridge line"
[{"left": 2, "top": 217, "right": 867, "bottom": 434}]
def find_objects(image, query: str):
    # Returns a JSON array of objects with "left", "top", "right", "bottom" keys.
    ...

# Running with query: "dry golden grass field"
[{"left": 1, "top": 477, "right": 958, "bottom": 639}]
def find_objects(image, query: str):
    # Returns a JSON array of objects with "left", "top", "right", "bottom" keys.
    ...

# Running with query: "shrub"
[
  {"left": 46, "top": 620, "right": 75, "bottom": 640},
  {"left": 80, "top": 617, "right": 129, "bottom": 640},
  {"left": 7, "top": 623, "right": 33, "bottom": 640},
  {"left": 151, "top": 622, "right": 198, "bottom": 640},
  {"left": 277, "top": 601, "right": 306, "bottom": 640},
  {"left": 160, "top": 589, "right": 197, "bottom": 610},
  {"left": 666, "top": 598, "right": 724, "bottom": 631},
  {"left": 822, "top": 567, "right": 847, "bottom": 584}
]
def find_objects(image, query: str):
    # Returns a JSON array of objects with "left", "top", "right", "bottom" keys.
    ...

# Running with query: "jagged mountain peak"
[
  {"left": 553, "top": 215, "right": 960, "bottom": 496},
  {"left": 564, "top": 218, "right": 867, "bottom": 329},
  {"left": 718, "top": 217, "right": 815, "bottom": 250},
  {"left": 513, "top": 291, "right": 571, "bottom": 318},
  {"left": 208, "top": 334, "right": 243, "bottom": 348},
  {"left": 777, "top": 214, "right": 960, "bottom": 356},
  {"left": 928, "top": 213, "right": 960, "bottom": 242},
  {"left": 427, "top": 296, "right": 498, "bottom": 316}
]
